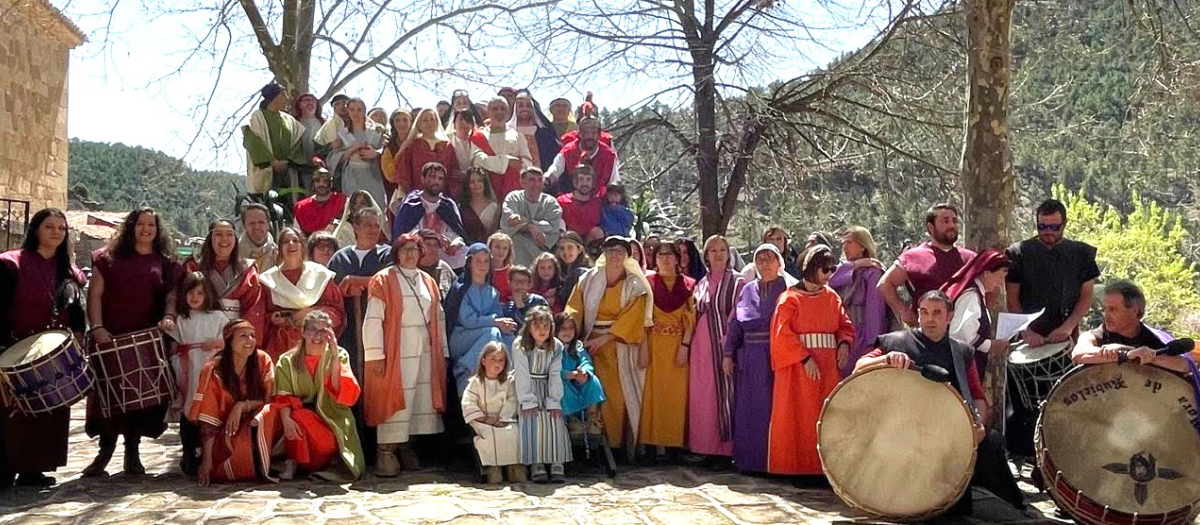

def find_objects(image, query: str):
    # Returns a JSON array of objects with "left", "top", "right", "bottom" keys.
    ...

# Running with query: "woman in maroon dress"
[
  {"left": 84, "top": 207, "right": 183, "bottom": 477},
  {"left": 0, "top": 208, "right": 87, "bottom": 487}
]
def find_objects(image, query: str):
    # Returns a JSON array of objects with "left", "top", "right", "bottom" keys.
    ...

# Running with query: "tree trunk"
[
  {"left": 962, "top": 0, "right": 1016, "bottom": 433},
  {"left": 693, "top": 47, "right": 722, "bottom": 239},
  {"left": 962, "top": 0, "right": 1015, "bottom": 252}
]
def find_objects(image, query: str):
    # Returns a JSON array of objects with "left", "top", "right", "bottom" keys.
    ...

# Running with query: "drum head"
[
  {"left": 0, "top": 331, "right": 71, "bottom": 368},
  {"left": 1009, "top": 340, "right": 1071, "bottom": 365},
  {"left": 818, "top": 366, "right": 977, "bottom": 520},
  {"left": 1040, "top": 364, "right": 1200, "bottom": 516}
]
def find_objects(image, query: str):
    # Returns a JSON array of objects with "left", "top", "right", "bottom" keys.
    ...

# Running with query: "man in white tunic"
[
  {"left": 480, "top": 97, "right": 533, "bottom": 199},
  {"left": 501, "top": 168, "right": 563, "bottom": 267}
]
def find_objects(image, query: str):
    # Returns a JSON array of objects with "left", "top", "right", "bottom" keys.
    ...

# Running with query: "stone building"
[{"left": 0, "top": 0, "right": 85, "bottom": 234}]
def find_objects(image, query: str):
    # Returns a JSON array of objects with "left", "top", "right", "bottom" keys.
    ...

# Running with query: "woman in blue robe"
[{"left": 446, "top": 244, "right": 518, "bottom": 395}]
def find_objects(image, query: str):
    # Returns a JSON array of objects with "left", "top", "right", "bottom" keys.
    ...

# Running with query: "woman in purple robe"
[
  {"left": 722, "top": 243, "right": 794, "bottom": 473},
  {"left": 0, "top": 208, "right": 87, "bottom": 487},
  {"left": 828, "top": 226, "right": 887, "bottom": 378}
]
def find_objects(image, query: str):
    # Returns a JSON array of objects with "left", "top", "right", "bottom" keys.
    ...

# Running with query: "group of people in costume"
[{"left": 0, "top": 82, "right": 1195, "bottom": 519}]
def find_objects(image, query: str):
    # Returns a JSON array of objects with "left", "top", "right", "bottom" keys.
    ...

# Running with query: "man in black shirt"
[
  {"left": 1071, "top": 280, "right": 1191, "bottom": 373},
  {"left": 1005, "top": 198, "right": 1101, "bottom": 458},
  {"left": 858, "top": 291, "right": 1027, "bottom": 517}
]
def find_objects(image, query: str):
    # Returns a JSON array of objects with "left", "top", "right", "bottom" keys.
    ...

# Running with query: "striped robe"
[{"left": 513, "top": 338, "right": 572, "bottom": 465}]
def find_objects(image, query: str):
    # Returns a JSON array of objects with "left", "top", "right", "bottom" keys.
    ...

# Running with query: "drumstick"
[
  {"left": 1157, "top": 338, "right": 1195, "bottom": 356},
  {"left": 910, "top": 363, "right": 952, "bottom": 384}
]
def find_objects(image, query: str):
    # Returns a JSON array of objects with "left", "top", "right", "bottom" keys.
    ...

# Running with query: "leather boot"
[
  {"left": 485, "top": 466, "right": 503, "bottom": 484},
  {"left": 397, "top": 444, "right": 421, "bottom": 471},
  {"left": 375, "top": 444, "right": 400, "bottom": 477},
  {"left": 505, "top": 464, "right": 528, "bottom": 483},
  {"left": 82, "top": 435, "right": 117, "bottom": 478},
  {"left": 124, "top": 436, "right": 146, "bottom": 475}
]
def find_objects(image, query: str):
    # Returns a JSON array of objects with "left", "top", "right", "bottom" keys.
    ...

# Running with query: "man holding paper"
[{"left": 1003, "top": 198, "right": 1100, "bottom": 462}]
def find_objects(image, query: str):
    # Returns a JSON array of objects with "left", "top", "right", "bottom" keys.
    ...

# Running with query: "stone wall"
[{"left": 0, "top": 1, "right": 84, "bottom": 218}]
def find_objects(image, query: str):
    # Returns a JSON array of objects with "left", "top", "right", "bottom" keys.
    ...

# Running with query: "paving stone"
[
  {"left": 644, "top": 505, "right": 733, "bottom": 525},
  {"left": 499, "top": 507, "right": 580, "bottom": 524},
  {"left": 722, "top": 503, "right": 800, "bottom": 524}
]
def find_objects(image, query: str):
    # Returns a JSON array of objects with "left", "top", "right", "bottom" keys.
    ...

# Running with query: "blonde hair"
[
  {"left": 842, "top": 226, "right": 877, "bottom": 260},
  {"left": 407, "top": 107, "right": 449, "bottom": 143},
  {"left": 487, "top": 232, "right": 514, "bottom": 267},
  {"left": 472, "top": 341, "right": 510, "bottom": 382},
  {"left": 701, "top": 234, "right": 731, "bottom": 269}
]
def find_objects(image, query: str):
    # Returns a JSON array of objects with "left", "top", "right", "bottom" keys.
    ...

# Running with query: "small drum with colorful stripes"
[
  {"left": 0, "top": 330, "right": 94, "bottom": 414},
  {"left": 1036, "top": 363, "right": 1200, "bottom": 525},
  {"left": 89, "top": 328, "right": 176, "bottom": 418}
]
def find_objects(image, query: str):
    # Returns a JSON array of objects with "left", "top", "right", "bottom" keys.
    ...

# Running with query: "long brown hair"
[
  {"left": 217, "top": 320, "right": 267, "bottom": 402},
  {"left": 109, "top": 207, "right": 175, "bottom": 259},
  {"left": 515, "top": 306, "right": 555, "bottom": 353},
  {"left": 176, "top": 271, "right": 220, "bottom": 318},
  {"left": 471, "top": 341, "right": 510, "bottom": 383},
  {"left": 197, "top": 219, "right": 244, "bottom": 276}
]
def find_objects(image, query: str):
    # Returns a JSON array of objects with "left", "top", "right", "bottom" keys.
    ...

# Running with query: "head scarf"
[
  {"left": 941, "top": 249, "right": 1008, "bottom": 302},
  {"left": 408, "top": 107, "right": 450, "bottom": 143},
  {"left": 750, "top": 242, "right": 799, "bottom": 287},
  {"left": 506, "top": 90, "right": 556, "bottom": 132},
  {"left": 333, "top": 190, "right": 391, "bottom": 247},
  {"left": 677, "top": 238, "right": 706, "bottom": 280},
  {"left": 261, "top": 83, "right": 285, "bottom": 103},
  {"left": 800, "top": 244, "right": 834, "bottom": 283}
]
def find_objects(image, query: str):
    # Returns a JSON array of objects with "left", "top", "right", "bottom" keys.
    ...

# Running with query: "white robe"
[
  {"left": 480, "top": 128, "right": 532, "bottom": 174},
  {"left": 165, "top": 310, "right": 231, "bottom": 418},
  {"left": 362, "top": 267, "right": 445, "bottom": 443},
  {"left": 462, "top": 373, "right": 520, "bottom": 466}
]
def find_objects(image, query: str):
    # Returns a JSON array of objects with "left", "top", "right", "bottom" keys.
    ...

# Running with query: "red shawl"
[
  {"left": 647, "top": 270, "right": 695, "bottom": 313},
  {"left": 941, "top": 249, "right": 1008, "bottom": 302}
]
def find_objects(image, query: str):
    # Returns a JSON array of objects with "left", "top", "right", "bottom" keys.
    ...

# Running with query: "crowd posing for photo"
[{"left": 0, "top": 83, "right": 1196, "bottom": 523}]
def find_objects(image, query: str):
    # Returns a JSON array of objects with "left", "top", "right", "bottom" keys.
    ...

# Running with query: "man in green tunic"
[{"left": 243, "top": 83, "right": 308, "bottom": 203}]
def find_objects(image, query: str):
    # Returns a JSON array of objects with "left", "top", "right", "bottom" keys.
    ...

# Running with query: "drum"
[
  {"left": 0, "top": 331, "right": 94, "bottom": 414},
  {"left": 89, "top": 328, "right": 176, "bottom": 418},
  {"left": 1036, "top": 363, "right": 1200, "bottom": 525},
  {"left": 1009, "top": 340, "right": 1073, "bottom": 410},
  {"left": 818, "top": 365, "right": 978, "bottom": 521}
]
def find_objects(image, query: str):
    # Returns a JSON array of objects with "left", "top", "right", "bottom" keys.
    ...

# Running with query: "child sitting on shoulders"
[
  {"left": 554, "top": 312, "right": 605, "bottom": 437},
  {"left": 462, "top": 341, "right": 526, "bottom": 484},
  {"left": 512, "top": 306, "right": 573, "bottom": 483}
]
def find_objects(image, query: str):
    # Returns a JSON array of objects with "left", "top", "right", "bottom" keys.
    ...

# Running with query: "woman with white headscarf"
[
  {"left": 722, "top": 243, "right": 795, "bottom": 473},
  {"left": 332, "top": 190, "right": 390, "bottom": 248},
  {"left": 564, "top": 236, "right": 653, "bottom": 449}
]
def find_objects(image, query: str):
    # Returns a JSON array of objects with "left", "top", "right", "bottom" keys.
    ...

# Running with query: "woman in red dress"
[
  {"left": 0, "top": 208, "right": 87, "bottom": 487},
  {"left": 259, "top": 227, "right": 346, "bottom": 361},
  {"left": 767, "top": 244, "right": 854, "bottom": 475},
  {"left": 394, "top": 108, "right": 460, "bottom": 196}
]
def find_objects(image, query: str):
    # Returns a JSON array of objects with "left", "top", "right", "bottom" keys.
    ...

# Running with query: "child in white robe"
[
  {"left": 462, "top": 341, "right": 525, "bottom": 484},
  {"left": 166, "top": 271, "right": 231, "bottom": 476}
]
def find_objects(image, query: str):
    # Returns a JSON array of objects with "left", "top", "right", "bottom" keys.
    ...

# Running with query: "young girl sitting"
[
  {"left": 512, "top": 306, "right": 573, "bottom": 483},
  {"left": 487, "top": 232, "right": 514, "bottom": 302},
  {"left": 598, "top": 183, "right": 635, "bottom": 237},
  {"left": 554, "top": 312, "right": 605, "bottom": 437},
  {"left": 462, "top": 341, "right": 526, "bottom": 484},
  {"left": 166, "top": 272, "right": 232, "bottom": 476},
  {"left": 532, "top": 252, "right": 562, "bottom": 314}
]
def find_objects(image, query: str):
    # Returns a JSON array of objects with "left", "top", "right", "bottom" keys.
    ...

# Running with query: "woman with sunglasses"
[{"left": 766, "top": 244, "right": 854, "bottom": 476}]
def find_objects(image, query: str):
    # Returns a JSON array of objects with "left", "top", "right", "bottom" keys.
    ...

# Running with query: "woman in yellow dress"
[{"left": 639, "top": 241, "right": 695, "bottom": 461}]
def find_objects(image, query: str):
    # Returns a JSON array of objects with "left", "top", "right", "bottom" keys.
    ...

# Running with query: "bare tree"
[{"left": 551, "top": 0, "right": 942, "bottom": 237}]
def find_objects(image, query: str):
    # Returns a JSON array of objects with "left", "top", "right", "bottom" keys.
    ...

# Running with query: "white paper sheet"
[{"left": 995, "top": 308, "right": 1044, "bottom": 341}]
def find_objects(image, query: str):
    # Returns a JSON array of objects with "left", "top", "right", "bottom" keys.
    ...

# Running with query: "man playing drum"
[
  {"left": 1005, "top": 198, "right": 1101, "bottom": 460},
  {"left": 856, "top": 291, "right": 1028, "bottom": 517},
  {"left": 1071, "top": 280, "right": 1193, "bottom": 373}
]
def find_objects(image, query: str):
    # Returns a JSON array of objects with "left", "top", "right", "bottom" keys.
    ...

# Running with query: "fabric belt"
[
  {"left": 530, "top": 373, "right": 548, "bottom": 380},
  {"left": 648, "top": 324, "right": 685, "bottom": 336},
  {"left": 745, "top": 331, "right": 770, "bottom": 344},
  {"left": 800, "top": 333, "right": 836, "bottom": 349},
  {"left": 219, "top": 298, "right": 241, "bottom": 312}
]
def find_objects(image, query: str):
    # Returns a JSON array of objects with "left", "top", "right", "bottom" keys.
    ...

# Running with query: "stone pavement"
[{"left": 0, "top": 405, "right": 1066, "bottom": 525}]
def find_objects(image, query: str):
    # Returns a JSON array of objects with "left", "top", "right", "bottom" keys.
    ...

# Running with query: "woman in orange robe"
[
  {"left": 767, "top": 244, "right": 854, "bottom": 475},
  {"left": 192, "top": 319, "right": 279, "bottom": 486}
]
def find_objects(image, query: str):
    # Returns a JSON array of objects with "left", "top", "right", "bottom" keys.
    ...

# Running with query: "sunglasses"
[
  {"left": 1036, "top": 223, "right": 1064, "bottom": 232},
  {"left": 820, "top": 265, "right": 837, "bottom": 274}
]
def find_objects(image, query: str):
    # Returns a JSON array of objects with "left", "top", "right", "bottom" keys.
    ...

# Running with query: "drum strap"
[
  {"left": 1186, "top": 355, "right": 1200, "bottom": 440},
  {"left": 948, "top": 345, "right": 975, "bottom": 405}
]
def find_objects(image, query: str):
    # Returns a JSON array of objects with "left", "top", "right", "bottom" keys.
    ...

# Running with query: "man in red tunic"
[
  {"left": 293, "top": 168, "right": 347, "bottom": 236},
  {"left": 877, "top": 203, "right": 976, "bottom": 327},
  {"left": 556, "top": 165, "right": 604, "bottom": 242},
  {"left": 545, "top": 114, "right": 619, "bottom": 197}
]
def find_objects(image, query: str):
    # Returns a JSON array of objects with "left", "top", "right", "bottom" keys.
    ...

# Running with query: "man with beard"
[
  {"left": 502, "top": 167, "right": 563, "bottom": 267},
  {"left": 556, "top": 166, "right": 605, "bottom": 242},
  {"left": 293, "top": 167, "right": 348, "bottom": 235},
  {"left": 391, "top": 162, "right": 468, "bottom": 270},
  {"left": 506, "top": 91, "right": 561, "bottom": 171},
  {"left": 1003, "top": 198, "right": 1100, "bottom": 462},
  {"left": 878, "top": 204, "right": 976, "bottom": 327},
  {"left": 545, "top": 114, "right": 619, "bottom": 197},
  {"left": 237, "top": 203, "right": 278, "bottom": 273}
]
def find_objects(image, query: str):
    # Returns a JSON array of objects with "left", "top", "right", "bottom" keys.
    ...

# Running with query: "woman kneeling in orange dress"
[{"left": 191, "top": 319, "right": 279, "bottom": 486}]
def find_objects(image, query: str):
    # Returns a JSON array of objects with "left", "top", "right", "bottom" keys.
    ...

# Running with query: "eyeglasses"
[
  {"left": 303, "top": 326, "right": 329, "bottom": 335},
  {"left": 1036, "top": 223, "right": 1063, "bottom": 232}
]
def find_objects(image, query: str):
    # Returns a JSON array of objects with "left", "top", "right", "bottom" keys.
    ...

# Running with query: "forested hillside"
[{"left": 68, "top": 139, "right": 243, "bottom": 237}]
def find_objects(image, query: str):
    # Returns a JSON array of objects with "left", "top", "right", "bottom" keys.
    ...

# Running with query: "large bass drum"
[
  {"left": 817, "top": 365, "right": 978, "bottom": 522},
  {"left": 1036, "top": 363, "right": 1200, "bottom": 525}
]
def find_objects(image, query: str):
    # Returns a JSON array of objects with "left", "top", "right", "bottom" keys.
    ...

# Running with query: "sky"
[{"left": 58, "top": 0, "right": 902, "bottom": 173}]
